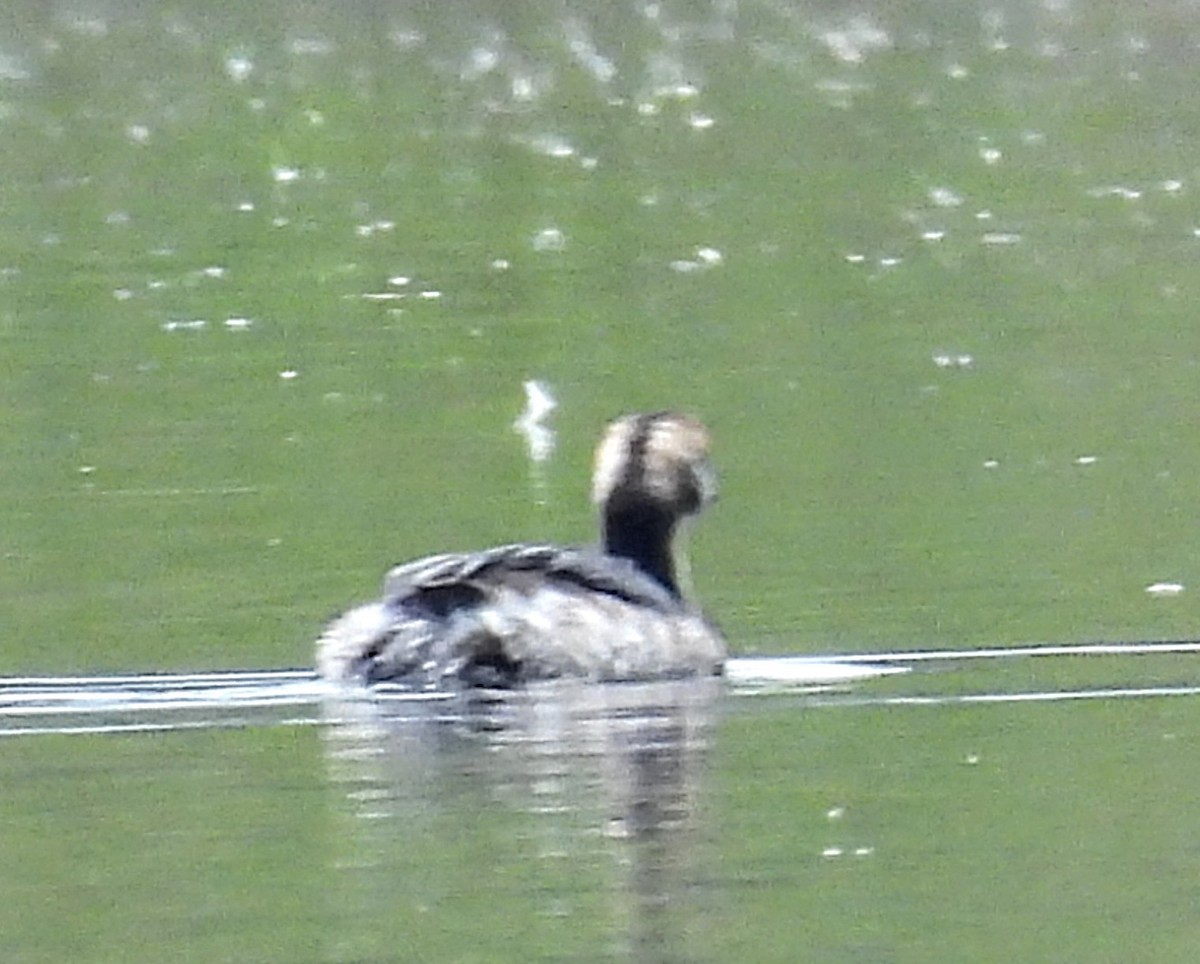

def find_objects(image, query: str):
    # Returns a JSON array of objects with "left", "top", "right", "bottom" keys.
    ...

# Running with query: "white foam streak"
[{"left": 6, "top": 639, "right": 1200, "bottom": 736}]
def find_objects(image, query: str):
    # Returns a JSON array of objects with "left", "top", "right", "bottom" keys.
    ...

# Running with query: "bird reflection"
[{"left": 320, "top": 679, "right": 720, "bottom": 963}]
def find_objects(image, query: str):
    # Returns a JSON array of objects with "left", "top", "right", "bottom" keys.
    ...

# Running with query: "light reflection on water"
[
  {"left": 3, "top": 649, "right": 1200, "bottom": 960},
  {"left": 321, "top": 679, "right": 721, "bottom": 963},
  {"left": 5, "top": 641, "right": 1200, "bottom": 736}
]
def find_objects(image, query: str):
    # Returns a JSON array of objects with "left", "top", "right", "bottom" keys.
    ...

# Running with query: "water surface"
[
  {"left": 3, "top": 659, "right": 1200, "bottom": 962},
  {"left": 4, "top": 0, "right": 1200, "bottom": 960}
]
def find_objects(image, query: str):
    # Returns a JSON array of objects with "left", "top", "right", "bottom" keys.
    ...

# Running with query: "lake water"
[
  {"left": 4, "top": 656, "right": 1200, "bottom": 961},
  {"left": 4, "top": 0, "right": 1200, "bottom": 960}
]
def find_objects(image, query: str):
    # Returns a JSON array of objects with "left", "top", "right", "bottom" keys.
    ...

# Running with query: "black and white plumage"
[{"left": 316, "top": 412, "right": 724, "bottom": 686}]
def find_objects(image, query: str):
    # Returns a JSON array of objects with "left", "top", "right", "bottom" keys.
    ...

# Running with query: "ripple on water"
[{"left": 8, "top": 641, "right": 1200, "bottom": 737}]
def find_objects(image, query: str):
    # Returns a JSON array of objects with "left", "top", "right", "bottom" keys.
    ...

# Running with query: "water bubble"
[
  {"left": 462, "top": 46, "right": 499, "bottom": 80},
  {"left": 929, "top": 186, "right": 963, "bottom": 207},
  {"left": 272, "top": 166, "right": 300, "bottom": 183},
  {"left": 532, "top": 228, "right": 566, "bottom": 252},
  {"left": 355, "top": 219, "right": 395, "bottom": 237},
  {"left": 1087, "top": 185, "right": 1141, "bottom": 200},
  {"left": 125, "top": 124, "right": 150, "bottom": 144},
  {"left": 530, "top": 134, "right": 575, "bottom": 159},
  {"left": 512, "top": 75, "right": 535, "bottom": 101},
  {"left": 224, "top": 55, "right": 254, "bottom": 83},
  {"left": 687, "top": 112, "right": 715, "bottom": 130},
  {"left": 670, "top": 246, "right": 724, "bottom": 273},
  {"left": 566, "top": 36, "right": 616, "bottom": 84},
  {"left": 818, "top": 18, "right": 891, "bottom": 64}
]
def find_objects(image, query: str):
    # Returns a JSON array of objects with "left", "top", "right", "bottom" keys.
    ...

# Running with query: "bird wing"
[{"left": 381, "top": 542, "right": 682, "bottom": 613}]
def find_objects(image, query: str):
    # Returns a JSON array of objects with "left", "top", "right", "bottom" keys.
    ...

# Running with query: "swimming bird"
[{"left": 316, "top": 412, "right": 725, "bottom": 686}]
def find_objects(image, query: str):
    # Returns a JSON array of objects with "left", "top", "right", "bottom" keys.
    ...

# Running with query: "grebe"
[{"left": 316, "top": 412, "right": 725, "bottom": 686}]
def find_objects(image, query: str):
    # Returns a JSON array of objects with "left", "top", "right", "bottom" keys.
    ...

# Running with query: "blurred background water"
[{"left": 4, "top": 0, "right": 1200, "bottom": 959}]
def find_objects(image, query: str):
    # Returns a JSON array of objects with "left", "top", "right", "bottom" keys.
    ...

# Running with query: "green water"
[
  {"left": 4, "top": 693, "right": 1199, "bottom": 962},
  {"left": 3, "top": 0, "right": 1200, "bottom": 959}
]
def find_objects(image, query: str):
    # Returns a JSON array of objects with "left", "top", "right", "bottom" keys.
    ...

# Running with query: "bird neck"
[{"left": 602, "top": 500, "right": 679, "bottom": 596}]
